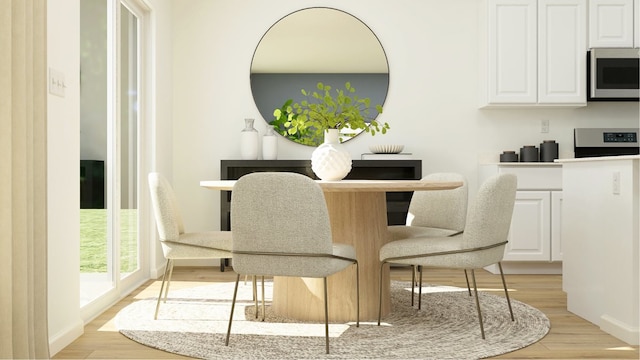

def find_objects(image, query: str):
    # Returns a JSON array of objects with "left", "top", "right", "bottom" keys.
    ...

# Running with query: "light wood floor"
[{"left": 53, "top": 266, "right": 639, "bottom": 359}]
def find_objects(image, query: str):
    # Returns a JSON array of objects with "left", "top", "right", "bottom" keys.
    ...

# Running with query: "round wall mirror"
[{"left": 250, "top": 7, "right": 389, "bottom": 146}]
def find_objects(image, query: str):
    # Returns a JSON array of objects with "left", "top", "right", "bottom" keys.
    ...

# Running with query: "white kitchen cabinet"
[
  {"left": 479, "top": 163, "right": 563, "bottom": 274},
  {"left": 484, "top": 0, "right": 587, "bottom": 107},
  {"left": 487, "top": 0, "right": 537, "bottom": 104},
  {"left": 538, "top": 0, "right": 588, "bottom": 104},
  {"left": 589, "top": 0, "right": 636, "bottom": 48},
  {"left": 636, "top": 0, "right": 640, "bottom": 47},
  {"left": 503, "top": 189, "right": 564, "bottom": 261},
  {"left": 550, "top": 191, "right": 563, "bottom": 261},
  {"left": 504, "top": 191, "right": 551, "bottom": 261}
]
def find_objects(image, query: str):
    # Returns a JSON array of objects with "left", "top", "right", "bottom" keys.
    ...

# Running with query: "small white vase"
[
  {"left": 262, "top": 125, "right": 278, "bottom": 160},
  {"left": 240, "top": 118, "right": 259, "bottom": 160},
  {"left": 311, "top": 129, "right": 352, "bottom": 181}
]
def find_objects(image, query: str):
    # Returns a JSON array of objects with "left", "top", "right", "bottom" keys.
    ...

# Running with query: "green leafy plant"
[
  {"left": 272, "top": 82, "right": 388, "bottom": 146},
  {"left": 271, "top": 99, "right": 317, "bottom": 146}
]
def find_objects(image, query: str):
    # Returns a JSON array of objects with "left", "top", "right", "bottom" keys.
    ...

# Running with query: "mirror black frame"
[{"left": 250, "top": 7, "right": 389, "bottom": 146}]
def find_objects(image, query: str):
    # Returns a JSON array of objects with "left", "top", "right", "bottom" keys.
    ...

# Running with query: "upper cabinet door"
[
  {"left": 589, "top": 0, "right": 635, "bottom": 47},
  {"left": 538, "top": 0, "right": 587, "bottom": 104},
  {"left": 635, "top": 0, "right": 639, "bottom": 47},
  {"left": 488, "top": 0, "right": 538, "bottom": 104}
]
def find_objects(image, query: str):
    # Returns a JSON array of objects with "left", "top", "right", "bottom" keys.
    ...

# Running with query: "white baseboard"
[
  {"left": 600, "top": 314, "right": 640, "bottom": 346},
  {"left": 48, "top": 318, "right": 84, "bottom": 356}
]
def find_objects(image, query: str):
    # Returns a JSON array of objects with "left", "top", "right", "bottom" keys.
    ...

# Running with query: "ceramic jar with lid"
[
  {"left": 520, "top": 145, "right": 539, "bottom": 162},
  {"left": 540, "top": 140, "right": 559, "bottom": 162},
  {"left": 500, "top": 151, "right": 519, "bottom": 162}
]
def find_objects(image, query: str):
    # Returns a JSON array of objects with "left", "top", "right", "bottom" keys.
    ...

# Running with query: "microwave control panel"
[{"left": 603, "top": 132, "right": 638, "bottom": 143}]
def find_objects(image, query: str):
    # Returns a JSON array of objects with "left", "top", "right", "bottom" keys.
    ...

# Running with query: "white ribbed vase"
[{"left": 311, "top": 129, "right": 352, "bottom": 181}]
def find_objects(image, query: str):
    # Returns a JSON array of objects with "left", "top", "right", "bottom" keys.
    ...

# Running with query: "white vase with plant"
[{"left": 310, "top": 128, "right": 352, "bottom": 181}]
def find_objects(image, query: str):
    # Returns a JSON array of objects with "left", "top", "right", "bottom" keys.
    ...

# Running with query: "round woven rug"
[{"left": 115, "top": 280, "right": 550, "bottom": 359}]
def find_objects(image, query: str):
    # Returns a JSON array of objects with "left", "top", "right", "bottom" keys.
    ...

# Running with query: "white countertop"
[{"left": 555, "top": 155, "right": 640, "bottom": 163}]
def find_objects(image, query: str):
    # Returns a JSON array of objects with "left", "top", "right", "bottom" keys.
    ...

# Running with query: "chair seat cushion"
[
  {"left": 379, "top": 234, "right": 505, "bottom": 269},
  {"left": 177, "top": 231, "right": 233, "bottom": 251},
  {"left": 332, "top": 243, "right": 356, "bottom": 260},
  {"left": 161, "top": 231, "right": 233, "bottom": 259},
  {"left": 388, "top": 225, "right": 460, "bottom": 241},
  {"left": 380, "top": 235, "right": 463, "bottom": 261}
]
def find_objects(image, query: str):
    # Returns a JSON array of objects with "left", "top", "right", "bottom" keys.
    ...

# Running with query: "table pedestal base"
[{"left": 272, "top": 191, "right": 391, "bottom": 322}]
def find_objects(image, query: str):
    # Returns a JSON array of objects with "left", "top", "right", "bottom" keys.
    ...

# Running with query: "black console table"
[{"left": 218, "top": 159, "right": 422, "bottom": 271}]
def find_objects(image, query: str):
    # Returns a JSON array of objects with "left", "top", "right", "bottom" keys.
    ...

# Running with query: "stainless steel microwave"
[{"left": 588, "top": 48, "right": 640, "bottom": 101}]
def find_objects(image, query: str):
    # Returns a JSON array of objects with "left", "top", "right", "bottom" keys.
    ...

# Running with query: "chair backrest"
[
  {"left": 148, "top": 172, "right": 185, "bottom": 242},
  {"left": 462, "top": 173, "right": 517, "bottom": 254},
  {"left": 406, "top": 172, "right": 468, "bottom": 231},
  {"left": 230, "top": 172, "right": 334, "bottom": 275}
]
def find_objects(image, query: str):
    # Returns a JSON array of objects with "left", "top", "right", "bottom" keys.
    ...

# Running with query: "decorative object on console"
[
  {"left": 311, "top": 129, "right": 352, "bottom": 181},
  {"left": 369, "top": 144, "right": 404, "bottom": 154},
  {"left": 539, "top": 140, "right": 558, "bottom": 162},
  {"left": 361, "top": 152, "right": 413, "bottom": 160},
  {"left": 262, "top": 125, "right": 278, "bottom": 160},
  {"left": 240, "top": 118, "right": 259, "bottom": 160},
  {"left": 520, "top": 145, "right": 539, "bottom": 162},
  {"left": 500, "top": 151, "right": 518, "bottom": 162}
]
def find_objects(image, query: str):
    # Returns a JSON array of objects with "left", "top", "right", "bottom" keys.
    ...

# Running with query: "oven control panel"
[{"left": 603, "top": 132, "right": 637, "bottom": 143}]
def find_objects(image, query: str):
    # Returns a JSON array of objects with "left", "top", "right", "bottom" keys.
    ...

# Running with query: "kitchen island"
[{"left": 557, "top": 155, "right": 639, "bottom": 345}]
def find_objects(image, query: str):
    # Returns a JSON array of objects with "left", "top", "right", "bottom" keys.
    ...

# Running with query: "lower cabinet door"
[
  {"left": 551, "top": 191, "right": 563, "bottom": 261},
  {"left": 504, "top": 191, "right": 551, "bottom": 261}
]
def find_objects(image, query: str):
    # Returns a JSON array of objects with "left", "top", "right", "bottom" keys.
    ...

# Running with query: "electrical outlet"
[
  {"left": 613, "top": 171, "right": 620, "bottom": 195},
  {"left": 541, "top": 119, "right": 549, "bottom": 133},
  {"left": 49, "top": 67, "right": 66, "bottom": 98}
]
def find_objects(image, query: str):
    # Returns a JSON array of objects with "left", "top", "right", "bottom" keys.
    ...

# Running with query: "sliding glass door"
[{"left": 79, "top": 0, "right": 149, "bottom": 318}]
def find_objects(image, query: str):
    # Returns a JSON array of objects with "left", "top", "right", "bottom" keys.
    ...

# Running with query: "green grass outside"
[{"left": 80, "top": 209, "right": 138, "bottom": 273}]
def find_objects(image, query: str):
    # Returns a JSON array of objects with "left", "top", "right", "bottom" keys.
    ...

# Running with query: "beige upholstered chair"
[
  {"left": 225, "top": 172, "right": 359, "bottom": 354},
  {"left": 388, "top": 172, "right": 469, "bottom": 307},
  {"left": 389, "top": 172, "right": 468, "bottom": 240},
  {"left": 378, "top": 173, "right": 517, "bottom": 339},
  {"left": 148, "top": 172, "right": 232, "bottom": 319}
]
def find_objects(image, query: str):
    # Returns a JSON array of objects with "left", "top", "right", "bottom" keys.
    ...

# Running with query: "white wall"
[
  {"left": 47, "top": 0, "right": 83, "bottom": 354},
  {"left": 170, "top": 0, "right": 640, "bottom": 235}
]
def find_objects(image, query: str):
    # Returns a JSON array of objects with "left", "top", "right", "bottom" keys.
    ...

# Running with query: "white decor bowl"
[{"left": 369, "top": 144, "right": 404, "bottom": 154}]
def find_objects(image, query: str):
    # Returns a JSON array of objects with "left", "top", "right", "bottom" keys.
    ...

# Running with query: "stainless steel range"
[{"left": 574, "top": 128, "right": 639, "bottom": 158}]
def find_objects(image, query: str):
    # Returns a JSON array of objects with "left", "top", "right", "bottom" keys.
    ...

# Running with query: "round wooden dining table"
[{"left": 200, "top": 179, "right": 463, "bottom": 322}]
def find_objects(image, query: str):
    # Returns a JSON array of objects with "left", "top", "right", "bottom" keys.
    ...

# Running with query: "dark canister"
[
  {"left": 500, "top": 151, "right": 519, "bottom": 162},
  {"left": 520, "top": 145, "right": 539, "bottom": 162},
  {"left": 540, "top": 140, "right": 559, "bottom": 162}
]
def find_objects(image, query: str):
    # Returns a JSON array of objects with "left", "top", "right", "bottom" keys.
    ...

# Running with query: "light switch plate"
[{"left": 49, "top": 67, "right": 66, "bottom": 97}]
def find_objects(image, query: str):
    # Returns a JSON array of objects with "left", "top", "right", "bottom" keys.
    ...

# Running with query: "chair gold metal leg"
[
  {"left": 261, "top": 276, "right": 266, "bottom": 322},
  {"left": 154, "top": 259, "right": 172, "bottom": 320},
  {"left": 355, "top": 262, "right": 360, "bottom": 327},
  {"left": 252, "top": 275, "right": 258, "bottom": 319},
  {"left": 224, "top": 274, "right": 240, "bottom": 346},
  {"left": 463, "top": 269, "right": 472, "bottom": 296},
  {"left": 411, "top": 265, "right": 415, "bottom": 306},
  {"left": 418, "top": 266, "right": 423, "bottom": 310},
  {"left": 163, "top": 259, "right": 175, "bottom": 302},
  {"left": 225, "top": 274, "right": 241, "bottom": 346},
  {"left": 378, "top": 262, "right": 385, "bottom": 326},
  {"left": 470, "top": 269, "right": 486, "bottom": 339},
  {"left": 323, "top": 277, "right": 330, "bottom": 354},
  {"left": 498, "top": 262, "right": 515, "bottom": 321}
]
